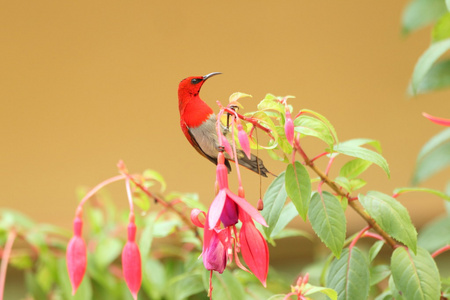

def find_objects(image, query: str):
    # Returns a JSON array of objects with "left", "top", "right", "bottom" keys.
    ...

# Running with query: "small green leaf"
[
  {"left": 294, "top": 115, "right": 335, "bottom": 147},
  {"left": 391, "top": 247, "right": 441, "bottom": 300},
  {"left": 143, "top": 169, "right": 166, "bottom": 192},
  {"left": 300, "top": 109, "right": 339, "bottom": 144},
  {"left": 285, "top": 161, "right": 312, "bottom": 220},
  {"left": 369, "top": 240, "right": 385, "bottom": 262},
  {"left": 308, "top": 191, "right": 346, "bottom": 257},
  {"left": 257, "top": 95, "right": 284, "bottom": 113},
  {"left": 339, "top": 159, "right": 372, "bottom": 179},
  {"left": 370, "top": 264, "right": 391, "bottom": 286},
  {"left": 418, "top": 216, "right": 450, "bottom": 252},
  {"left": 304, "top": 284, "right": 338, "bottom": 300},
  {"left": 359, "top": 191, "right": 417, "bottom": 253},
  {"left": 333, "top": 142, "right": 390, "bottom": 178},
  {"left": 229, "top": 92, "right": 252, "bottom": 104},
  {"left": 94, "top": 238, "right": 123, "bottom": 268},
  {"left": 394, "top": 186, "right": 450, "bottom": 201},
  {"left": 269, "top": 201, "right": 298, "bottom": 238},
  {"left": 410, "top": 59, "right": 450, "bottom": 94},
  {"left": 401, "top": 0, "right": 448, "bottom": 34},
  {"left": 327, "top": 247, "right": 370, "bottom": 300},
  {"left": 167, "top": 272, "right": 204, "bottom": 300},
  {"left": 409, "top": 38, "right": 450, "bottom": 95},
  {"left": 413, "top": 128, "right": 450, "bottom": 184},
  {"left": 261, "top": 171, "right": 288, "bottom": 238},
  {"left": 142, "top": 259, "right": 166, "bottom": 300},
  {"left": 433, "top": 13, "right": 450, "bottom": 41}
]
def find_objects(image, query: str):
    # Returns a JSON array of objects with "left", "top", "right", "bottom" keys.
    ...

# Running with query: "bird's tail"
[{"left": 230, "top": 150, "right": 273, "bottom": 177}]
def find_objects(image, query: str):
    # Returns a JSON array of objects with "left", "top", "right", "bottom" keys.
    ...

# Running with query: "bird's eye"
[{"left": 191, "top": 78, "right": 202, "bottom": 84}]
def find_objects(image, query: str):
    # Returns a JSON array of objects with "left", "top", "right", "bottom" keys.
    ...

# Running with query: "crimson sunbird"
[{"left": 178, "top": 72, "right": 271, "bottom": 176}]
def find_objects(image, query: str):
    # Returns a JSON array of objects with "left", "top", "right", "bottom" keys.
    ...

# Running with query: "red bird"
[{"left": 178, "top": 72, "right": 270, "bottom": 177}]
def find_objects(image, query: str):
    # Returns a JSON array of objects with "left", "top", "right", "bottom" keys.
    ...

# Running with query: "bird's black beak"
[{"left": 203, "top": 72, "right": 222, "bottom": 80}]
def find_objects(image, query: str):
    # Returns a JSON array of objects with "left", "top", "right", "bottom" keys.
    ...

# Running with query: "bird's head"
[{"left": 178, "top": 72, "right": 222, "bottom": 99}]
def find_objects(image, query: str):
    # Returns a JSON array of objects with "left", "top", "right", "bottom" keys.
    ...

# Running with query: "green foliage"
[
  {"left": 391, "top": 247, "right": 441, "bottom": 300},
  {"left": 308, "top": 192, "right": 346, "bottom": 258},
  {"left": 327, "top": 247, "right": 370, "bottom": 300},
  {"left": 285, "top": 161, "right": 311, "bottom": 220}
]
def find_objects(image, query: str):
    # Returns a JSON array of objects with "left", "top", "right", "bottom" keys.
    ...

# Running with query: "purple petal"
[{"left": 225, "top": 190, "right": 268, "bottom": 227}]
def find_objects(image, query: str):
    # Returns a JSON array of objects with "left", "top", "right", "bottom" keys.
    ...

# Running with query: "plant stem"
[
  {"left": 0, "top": 229, "right": 16, "bottom": 300},
  {"left": 294, "top": 138, "right": 397, "bottom": 249}
]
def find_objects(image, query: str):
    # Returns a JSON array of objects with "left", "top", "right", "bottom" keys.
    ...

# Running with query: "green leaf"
[
  {"left": 142, "top": 259, "right": 166, "bottom": 300},
  {"left": 411, "top": 59, "right": 450, "bottom": 94},
  {"left": 409, "top": 38, "right": 450, "bottom": 95},
  {"left": 335, "top": 138, "right": 382, "bottom": 152},
  {"left": 418, "top": 216, "right": 450, "bottom": 252},
  {"left": 370, "top": 264, "right": 391, "bottom": 286},
  {"left": 359, "top": 191, "right": 417, "bottom": 253},
  {"left": 447, "top": 0, "right": 450, "bottom": 11},
  {"left": 257, "top": 94, "right": 285, "bottom": 113},
  {"left": 401, "top": 0, "right": 448, "bottom": 34},
  {"left": 394, "top": 186, "right": 450, "bottom": 201},
  {"left": 333, "top": 142, "right": 390, "bottom": 178},
  {"left": 413, "top": 128, "right": 450, "bottom": 184},
  {"left": 269, "top": 201, "right": 298, "bottom": 238},
  {"left": 308, "top": 191, "right": 346, "bottom": 257},
  {"left": 327, "top": 247, "right": 370, "bottom": 300},
  {"left": 208, "top": 270, "right": 246, "bottom": 300},
  {"left": 261, "top": 171, "right": 288, "bottom": 238},
  {"left": 433, "top": 13, "right": 450, "bottom": 41},
  {"left": 167, "top": 272, "right": 204, "bottom": 300},
  {"left": 304, "top": 284, "right": 338, "bottom": 300},
  {"left": 285, "top": 161, "right": 312, "bottom": 220},
  {"left": 339, "top": 158, "right": 372, "bottom": 179},
  {"left": 143, "top": 169, "right": 166, "bottom": 192},
  {"left": 294, "top": 115, "right": 335, "bottom": 147},
  {"left": 369, "top": 240, "right": 385, "bottom": 262},
  {"left": 391, "top": 247, "right": 441, "bottom": 300},
  {"left": 300, "top": 109, "right": 339, "bottom": 144},
  {"left": 94, "top": 238, "right": 123, "bottom": 268}
]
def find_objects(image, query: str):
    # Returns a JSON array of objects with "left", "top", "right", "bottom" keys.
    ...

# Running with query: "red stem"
[
  {"left": 310, "top": 152, "right": 329, "bottom": 163},
  {"left": 363, "top": 232, "right": 385, "bottom": 242},
  {"left": 0, "top": 229, "right": 16, "bottom": 300},
  {"left": 77, "top": 174, "right": 126, "bottom": 211},
  {"left": 349, "top": 226, "right": 371, "bottom": 249},
  {"left": 431, "top": 245, "right": 450, "bottom": 258},
  {"left": 223, "top": 107, "right": 272, "bottom": 134}
]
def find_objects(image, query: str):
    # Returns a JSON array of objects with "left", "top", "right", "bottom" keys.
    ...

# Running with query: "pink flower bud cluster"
[{"left": 66, "top": 209, "right": 142, "bottom": 299}]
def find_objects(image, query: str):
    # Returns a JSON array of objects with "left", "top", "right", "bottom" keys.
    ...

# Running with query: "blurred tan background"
[{"left": 1, "top": 1, "right": 449, "bottom": 237}]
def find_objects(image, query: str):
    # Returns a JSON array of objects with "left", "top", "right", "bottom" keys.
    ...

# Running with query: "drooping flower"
[
  {"left": 423, "top": 112, "right": 450, "bottom": 126},
  {"left": 208, "top": 152, "right": 267, "bottom": 229},
  {"left": 122, "top": 213, "right": 142, "bottom": 300},
  {"left": 66, "top": 211, "right": 87, "bottom": 295}
]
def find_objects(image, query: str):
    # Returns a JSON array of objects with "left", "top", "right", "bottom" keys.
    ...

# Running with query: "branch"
[{"left": 294, "top": 139, "right": 397, "bottom": 249}]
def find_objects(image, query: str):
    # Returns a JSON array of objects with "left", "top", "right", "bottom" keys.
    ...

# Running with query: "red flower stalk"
[
  {"left": 66, "top": 209, "right": 87, "bottom": 295},
  {"left": 423, "top": 112, "right": 450, "bottom": 126},
  {"left": 208, "top": 152, "right": 267, "bottom": 229},
  {"left": 285, "top": 105, "right": 294, "bottom": 145},
  {"left": 239, "top": 210, "right": 269, "bottom": 286},
  {"left": 237, "top": 123, "right": 251, "bottom": 159},
  {"left": 122, "top": 213, "right": 142, "bottom": 300}
]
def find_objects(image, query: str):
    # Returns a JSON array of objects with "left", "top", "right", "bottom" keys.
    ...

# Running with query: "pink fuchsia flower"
[
  {"left": 239, "top": 210, "right": 269, "bottom": 287},
  {"left": 122, "top": 213, "right": 142, "bottom": 300},
  {"left": 208, "top": 152, "right": 268, "bottom": 229},
  {"left": 423, "top": 112, "right": 450, "bottom": 126},
  {"left": 66, "top": 211, "right": 87, "bottom": 295}
]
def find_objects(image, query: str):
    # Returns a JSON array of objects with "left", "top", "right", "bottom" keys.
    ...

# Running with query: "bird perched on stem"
[{"left": 178, "top": 72, "right": 271, "bottom": 177}]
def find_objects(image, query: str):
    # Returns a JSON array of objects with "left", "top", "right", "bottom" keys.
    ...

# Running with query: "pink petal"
[
  {"left": 190, "top": 208, "right": 206, "bottom": 228},
  {"left": 220, "top": 135, "right": 234, "bottom": 159},
  {"left": 208, "top": 190, "right": 227, "bottom": 229},
  {"left": 226, "top": 190, "right": 268, "bottom": 227},
  {"left": 423, "top": 112, "right": 450, "bottom": 126},
  {"left": 240, "top": 221, "right": 269, "bottom": 286}
]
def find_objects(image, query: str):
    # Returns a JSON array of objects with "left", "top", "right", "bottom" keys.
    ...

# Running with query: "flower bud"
[
  {"left": 203, "top": 231, "right": 227, "bottom": 274},
  {"left": 257, "top": 199, "right": 264, "bottom": 211},
  {"left": 122, "top": 218, "right": 142, "bottom": 300},
  {"left": 285, "top": 109, "right": 294, "bottom": 145},
  {"left": 220, "top": 135, "right": 234, "bottom": 159},
  {"left": 237, "top": 124, "right": 251, "bottom": 159},
  {"left": 66, "top": 216, "right": 87, "bottom": 295}
]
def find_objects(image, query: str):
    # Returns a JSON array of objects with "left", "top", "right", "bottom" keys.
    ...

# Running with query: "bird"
[{"left": 178, "top": 72, "right": 271, "bottom": 177}]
